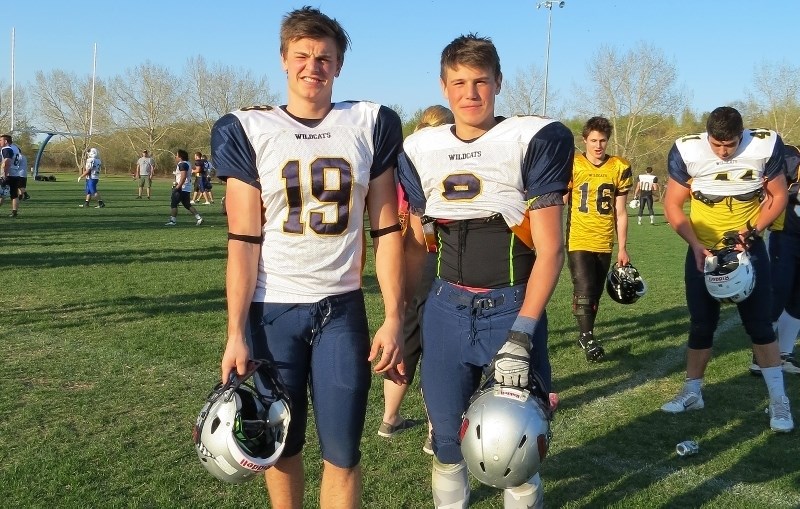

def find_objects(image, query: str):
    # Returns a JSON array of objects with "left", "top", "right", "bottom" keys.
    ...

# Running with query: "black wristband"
[
  {"left": 227, "top": 232, "right": 263, "bottom": 244},
  {"left": 369, "top": 223, "right": 401, "bottom": 238},
  {"left": 506, "top": 330, "right": 532, "bottom": 352}
]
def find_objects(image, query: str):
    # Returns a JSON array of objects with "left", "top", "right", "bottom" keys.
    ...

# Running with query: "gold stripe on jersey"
[
  {"left": 690, "top": 196, "right": 761, "bottom": 248},
  {"left": 567, "top": 153, "right": 633, "bottom": 252}
]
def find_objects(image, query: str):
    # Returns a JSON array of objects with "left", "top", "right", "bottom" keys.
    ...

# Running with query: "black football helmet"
[{"left": 606, "top": 263, "right": 647, "bottom": 304}]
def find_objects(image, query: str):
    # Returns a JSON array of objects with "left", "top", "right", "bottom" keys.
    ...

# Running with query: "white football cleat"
[
  {"left": 661, "top": 388, "right": 704, "bottom": 413},
  {"left": 769, "top": 396, "right": 794, "bottom": 432}
]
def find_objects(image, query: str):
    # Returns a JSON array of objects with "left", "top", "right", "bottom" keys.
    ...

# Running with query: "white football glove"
[{"left": 492, "top": 331, "right": 532, "bottom": 387}]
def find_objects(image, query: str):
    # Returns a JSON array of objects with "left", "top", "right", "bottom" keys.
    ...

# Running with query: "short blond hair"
[{"left": 415, "top": 105, "right": 454, "bottom": 132}]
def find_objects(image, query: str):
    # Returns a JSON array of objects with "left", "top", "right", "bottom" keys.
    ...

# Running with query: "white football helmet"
[
  {"left": 193, "top": 360, "right": 291, "bottom": 483},
  {"left": 703, "top": 247, "right": 755, "bottom": 303},
  {"left": 459, "top": 373, "right": 552, "bottom": 489},
  {"left": 87, "top": 147, "right": 98, "bottom": 158},
  {"left": 629, "top": 198, "right": 640, "bottom": 209}
]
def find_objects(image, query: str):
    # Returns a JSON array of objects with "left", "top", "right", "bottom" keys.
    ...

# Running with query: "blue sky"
[{"left": 4, "top": 1, "right": 799, "bottom": 119}]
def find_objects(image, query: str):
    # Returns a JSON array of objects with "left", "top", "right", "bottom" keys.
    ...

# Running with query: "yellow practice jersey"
[
  {"left": 567, "top": 153, "right": 633, "bottom": 252},
  {"left": 667, "top": 129, "right": 785, "bottom": 248}
]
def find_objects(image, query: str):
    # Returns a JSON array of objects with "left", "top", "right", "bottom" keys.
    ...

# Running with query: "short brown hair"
[
  {"left": 280, "top": 6, "right": 351, "bottom": 65},
  {"left": 582, "top": 116, "right": 613, "bottom": 140},
  {"left": 440, "top": 34, "right": 501, "bottom": 82},
  {"left": 706, "top": 106, "right": 743, "bottom": 141}
]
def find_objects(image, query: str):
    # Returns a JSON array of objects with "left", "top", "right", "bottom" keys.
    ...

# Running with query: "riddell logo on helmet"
[
  {"left": 240, "top": 458, "right": 270, "bottom": 472},
  {"left": 708, "top": 275, "right": 730, "bottom": 283}
]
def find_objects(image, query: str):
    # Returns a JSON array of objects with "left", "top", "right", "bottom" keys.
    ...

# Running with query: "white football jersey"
[
  {"left": 669, "top": 129, "right": 782, "bottom": 196},
  {"left": 174, "top": 161, "right": 193, "bottom": 191},
  {"left": 668, "top": 128, "right": 785, "bottom": 247},
  {"left": 637, "top": 173, "right": 657, "bottom": 192},
  {"left": 85, "top": 157, "right": 101, "bottom": 180},
  {"left": 212, "top": 101, "right": 401, "bottom": 303},
  {"left": 18, "top": 154, "right": 27, "bottom": 177},
  {"left": 3, "top": 144, "right": 22, "bottom": 177},
  {"left": 399, "top": 116, "right": 569, "bottom": 227}
]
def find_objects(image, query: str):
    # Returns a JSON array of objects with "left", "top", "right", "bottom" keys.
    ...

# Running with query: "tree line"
[{"left": 2, "top": 45, "right": 798, "bottom": 189}]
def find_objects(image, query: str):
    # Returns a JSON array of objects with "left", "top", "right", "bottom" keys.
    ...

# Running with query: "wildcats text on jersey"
[
  {"left": 448, "top": 151, "right": 481, "bottom": 161},
  {"left": 295, "top": 133, "right": 332, "bottom": 140}
]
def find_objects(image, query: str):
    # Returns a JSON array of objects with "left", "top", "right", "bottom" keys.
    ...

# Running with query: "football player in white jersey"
[
  {"left": 399, "top": 34, "right": 572, "bottom": 509},
  {"left": 0, "top": 134, "right": 23, "bottom": 217},
  {"left": 164, "top": 149, "right": 203, "bottom": 226},
  {"left": 78, "top": 147, "right": 105, "bottom": 208},
  {"left": 211, "top": 7, "right": 404, "bottom": 508},
  {"left": 662, "top": 106, "right": 793, "bottom": 432},
  {"left": 635, "top": 166, "right": 658, "bottom": 225}
]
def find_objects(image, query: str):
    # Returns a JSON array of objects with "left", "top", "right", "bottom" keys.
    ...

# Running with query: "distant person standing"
[
  {"left": 136, "top": 149, "right": 155, "bottom": 199},
  {"left": 635, "top": 166, "right": 659, "bottom": 225},
  {"left": 193, "top": 152, "right": 214, "bottom": 205},
  {"left": 165, "top": 149, "right": 203, "bottom": 226},
  {"left": 18, "top": 151, "right": 29, "bottom": 201},
  {"left": 78, "top": 147, "right": 106, "bottom": 208},
  {"left": 0, "top": 134, "right": 23, "bottom": 217}
]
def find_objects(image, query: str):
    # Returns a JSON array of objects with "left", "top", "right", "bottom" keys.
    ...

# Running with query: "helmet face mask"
[
  {"left": 193, "top": 360, "right": 291, "bottom": 483},
  {"left": 459, "top": 372, "right": 553, "bottom": 489},
  {"left": 704, "top": 247, "right": 755, "bottom": 303},
  {"left": 606, "top": 263, "right": 647, "bottom": 304}
]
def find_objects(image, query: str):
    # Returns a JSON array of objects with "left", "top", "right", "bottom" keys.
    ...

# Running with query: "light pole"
[{"left": 536, "top": 0, "right": 565, "bottom": 116}]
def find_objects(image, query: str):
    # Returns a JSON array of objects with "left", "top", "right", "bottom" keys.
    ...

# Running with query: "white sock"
[
  {"left": 762, "top": 366, "right": 786, "bottom": 400},
  {"left": 504, "top": 473, "right": 543, "bottom": 509},
  {"left": 777, "top": 310, "right": 800, "bottom": 355},
  {"left": 170, "top": 216, "right": 176, "bottom": 222},
  {"left": 432, "top": 459, "right": 470, "bottom": 509},
  {"left": 685, "top": 378, "right": 702, "bottom": 394},
  {"left": 195, "top": 214, "right": 202, "bottom": 220}
]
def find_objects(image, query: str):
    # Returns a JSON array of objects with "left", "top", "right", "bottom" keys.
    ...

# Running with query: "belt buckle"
[{"left": 475, "top": 297, "right": 494, "bottom": 310}]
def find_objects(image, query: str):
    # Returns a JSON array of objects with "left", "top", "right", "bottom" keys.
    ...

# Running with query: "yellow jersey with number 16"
[{"left": 567, "top": 153, "right": 632, "bottom": 253}]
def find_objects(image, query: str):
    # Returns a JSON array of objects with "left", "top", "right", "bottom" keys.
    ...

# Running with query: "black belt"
[{"left": 447, "top": 292, "right": 505, "bottom": 310}]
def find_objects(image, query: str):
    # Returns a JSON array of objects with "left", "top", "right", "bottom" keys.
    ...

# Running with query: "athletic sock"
[
  {"left": 762, "top": 366, "right": 786, "bottom": 400},
  {"left": 777, "top": 310, "right": 800, "bottom": 355},
  {"left": 684, "top": 378, "right": 702, "bottom": 394},
  {"left": 432, "top": 459, "right": 470, "bottom": 509},
  {"left": 504, "top": 473, "right": 543, "bottom": 509}
]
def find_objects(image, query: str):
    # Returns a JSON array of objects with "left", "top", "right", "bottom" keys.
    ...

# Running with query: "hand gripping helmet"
[
  {"left": 606, "top": 263, "right": 647, "bottom": 304},
  {"left": 629, "top": 198, "right": 640, "bottom": 209},
  {"left": 193, "top": 360, "right": 291, "bottom": 483},
  {"left": 459, "top": 372, "right": 553, "bottom": 489},
  {"left": 703, "top": 247, "right": 755, "bottom": 303}
]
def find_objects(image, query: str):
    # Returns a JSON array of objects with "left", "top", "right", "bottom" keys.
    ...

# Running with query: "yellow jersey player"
[
  {"left": 662, "top": 106, "right": 793, "bottom": 433},
  {"left": 566, "top": 117, "right": 633, "bottom": 362}
]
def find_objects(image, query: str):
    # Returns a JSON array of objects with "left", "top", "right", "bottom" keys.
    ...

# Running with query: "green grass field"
[{"left": 1, "top": 176, "right": 798, "bottom": 508}]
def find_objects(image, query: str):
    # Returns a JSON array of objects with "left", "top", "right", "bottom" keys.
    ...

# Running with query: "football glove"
[{"left": 492, "top": 330, "right": 532, "bottom": 387}]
